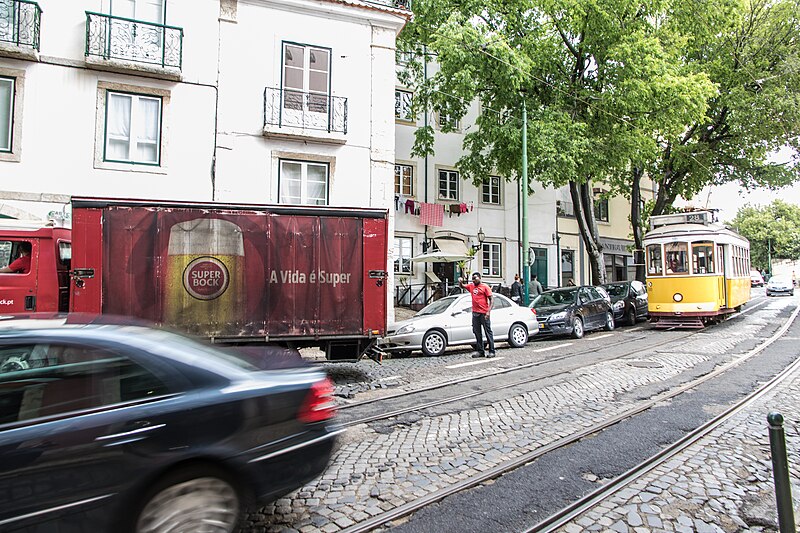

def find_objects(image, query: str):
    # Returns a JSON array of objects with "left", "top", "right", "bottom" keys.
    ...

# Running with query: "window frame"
[
  {"left": 438, "top": 169, "right": 459, "bottom": 201},
  {"left": 437, "top": 111, "right": 460, "bottom": 131},
  {"left": 594, "top": 197, "right": 609, "bottom": 222},
  {"left": 394, "top": 236, "right": 413, "bottom": 275},
  {"left": 665, "top": 242, "right": 689, "bottom": 275},
  {"left": 281, "top": 41, "right": 332, "bottom": 115},
  {"left": 395, "top": 163, "right": 414, "bottom": 196},
  {"left": 278, "top": 158, "right": 330, "bottom": 206},
  {"left": 103, "top": 89, "right": 163, "bottom": 166},
  {"left": 481, "top": 176, "right": 501, "bottom": 205},
  {"left": 0, "top": 75, "right": 13, "bottom": 153},
  {"left": 481, "top": 242, "right": 501, "bottom": 278},
  {"left": 395, "top": 89, "right": 414, "bottom": 123}
]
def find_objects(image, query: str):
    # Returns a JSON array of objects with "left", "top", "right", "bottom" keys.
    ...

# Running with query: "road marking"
[
  {"left": 446, "top": 357, "right": 505, "bottom": 369},
  {"left": 627, "top": 327, "right": 643, "bottom": 332},
  {"left": 377, "top": 375, "right": 401, "bottom": 382},
  {"left": 592, "top": 334, "right": 614, "bottom": 340},
  {"left": 533, "top": 343, "right": 572, "bottom": 352}
]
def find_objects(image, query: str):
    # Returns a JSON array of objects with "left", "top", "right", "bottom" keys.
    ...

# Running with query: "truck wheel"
[
  {"left": 508, "top": 323, "right": 528, "bottom": 348},
  {"left": 421, "top": 330, "right": 447, "bottom": 357},
  {"left": 604, "top": 312, "right": 615, "bottom": 331},
  {"left": 571, "top": 317, "right": 584, "bottom": 339},
  {"left": 133, "top": 466, "right": 241, "bottom": 533}
]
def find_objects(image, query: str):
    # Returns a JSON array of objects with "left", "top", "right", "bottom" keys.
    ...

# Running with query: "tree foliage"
[{"left": 730, "top": 200, "right": 800, "bottom": 270}]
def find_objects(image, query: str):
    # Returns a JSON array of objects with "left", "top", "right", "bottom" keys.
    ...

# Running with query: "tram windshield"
[
  {"left": 692, "top": 242, "right": 715, "bottom": 274},
  {"left": 647, "top": 244, "right": 663, "bottom": 276},
  {"left": 665, "top": 242, "right": 689, "bottom": 274}
]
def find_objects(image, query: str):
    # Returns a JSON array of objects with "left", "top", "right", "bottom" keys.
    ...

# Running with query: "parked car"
[
  {"left": 379, "top": 293, "right": 538, "bottom": 357},
  {"left": 531, "top": 286, "right": 614, "bottom": 339},
  {"left": 766, "top": 275, "right": 795, "bottom": 296},
  {"left": 0, "top": 316, "right": 338, "bottom": 533},
  {"left": 602, "top": 280, "right": 649, "bottom": 326},
  {"left": 750, "top": 270, "right": 765, "bottom": 287}
]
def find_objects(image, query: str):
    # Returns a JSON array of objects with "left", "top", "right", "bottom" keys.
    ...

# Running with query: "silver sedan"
[{"left": 379, "top": 293, "right": 538, "bottom": 357}]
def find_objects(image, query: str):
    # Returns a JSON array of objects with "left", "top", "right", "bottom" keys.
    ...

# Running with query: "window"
[
  {"left": 111, "top": 0, "right": 165, "bottom": 23},
  {"left": 692, "top": 241, "right": 714, "bottom": 274},
  {"left": 438, "top": 169, "right": 459, "bottom": 200},
  {"left": 665, "top": 242, "right": 688, "bottom": 274},
  {"left": 604, "top": 254, "right": 627, "bottom": 281},
  {"left": 561, "top": 250, "right": 574, "bottom": 285},
  {"left": 105, "top": 91, "right": 162, "bottom": 164},
  {"left": 0, "top": 240, "right": 31, "bottom": 272},
  {"left": 482, "top": 242, "right": 501, "bottom": 277},
  {"left": 0, "top": 76, "right": 13, "bottom": 152},
  {"left": 557, "top": 200, "right": 575, "bottom": 217},
  {"left": 283, "top": 43, "right": 330, "bottom": 115},
  {"left": 279, "top": 159, "right": 329, "bottom": 205},
  {"left": 394, "top": 237, "right": 413, "bottom": 275},
  {"left": 438, "top": 111, "right": 460, "bottom": 131},
  {"left": 0, "top": 343, "right": 170, "bottom": 426},
  {"left": 395, "top": 164, "right": 413, "bottom": 196},
  {"left": 482, "top": 177, "right": 501, "bottom": 205},
  {"left": 492, "top": 297, "right": 510, "bottom": 309},
  {"left": 594, "top": 198, "right": 609, "bottom": 222},
  {"left": 395, "top": 89, "right": 413, "bottom": 122},
  {"left": 647, "top": 244, "right": 663, "bottom": 276}
]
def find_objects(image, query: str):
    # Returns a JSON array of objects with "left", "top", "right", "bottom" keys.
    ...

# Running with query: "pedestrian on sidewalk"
[
  {"left": 531, "top": 274, "right": 544, "bottom": 297},
  {"left": 510, "top": 274, "right": 523, "bottom": 304},
  {"left": 458, "top": 272, "right": 495, "bottom": 358}
]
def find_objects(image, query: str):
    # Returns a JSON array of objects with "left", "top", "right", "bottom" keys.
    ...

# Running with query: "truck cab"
[{"left": 0, "top": 220, "right": 71, "bottom": 314}]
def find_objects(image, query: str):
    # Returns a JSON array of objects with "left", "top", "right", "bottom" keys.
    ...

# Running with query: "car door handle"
[{"left": 96, "top": 423, "right": 166, "bottom": 446}]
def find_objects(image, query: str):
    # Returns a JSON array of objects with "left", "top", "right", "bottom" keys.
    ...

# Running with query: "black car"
[
  {"left": 0, "top": 317, "right": 339, "bottom": 533},
  {"left": 530, "top": 286, "right": 614, "bottom": 339},
  {"left": 602, "top": 280, "right": 649, "bottom": 326}
]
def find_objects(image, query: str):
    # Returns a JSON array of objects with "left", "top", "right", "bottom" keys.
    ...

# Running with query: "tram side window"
[
  {"left": 692, "top": 242, "right": 714, "bottom": 274},
  {"left": 647, "top": 244, "right": 663, "bottom": 276},
  {"left": 665, "top": 242, "right": 688, "bottom": 274}
]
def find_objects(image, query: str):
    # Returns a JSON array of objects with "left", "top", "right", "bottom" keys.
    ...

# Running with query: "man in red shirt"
[
  {"left": 459, "top": 272, "right": 495, "bottom": 358},
  {"left": 0, "top": 242, "right": 32, "bottom": 274}
]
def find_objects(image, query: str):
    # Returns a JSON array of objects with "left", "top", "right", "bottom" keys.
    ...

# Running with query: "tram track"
[
  {"left": 335, "top": 295, "right": 771, "bottom": 429},
  {"left": 333, "top": 297, "right": 794, "bottom": 533}
]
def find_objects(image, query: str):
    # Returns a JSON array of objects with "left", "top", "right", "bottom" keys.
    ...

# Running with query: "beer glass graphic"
[{"left": 164, "top": 218, "right": 245, "bottom": 335}]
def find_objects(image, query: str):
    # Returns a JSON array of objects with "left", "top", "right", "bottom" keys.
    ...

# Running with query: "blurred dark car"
[
  {"left": 530, "top": 286, "right": 614, "bottom": 339},
  {"left": 0, "top": 316, "right": 338, "bottom": 533},
  {"left": 602, "top": 280, "right": 649, "bottom": 326}
]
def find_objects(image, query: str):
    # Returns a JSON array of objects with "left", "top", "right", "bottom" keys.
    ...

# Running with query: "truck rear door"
[{"left": 0, "top": 239, "right": 38, "bottom": 313}]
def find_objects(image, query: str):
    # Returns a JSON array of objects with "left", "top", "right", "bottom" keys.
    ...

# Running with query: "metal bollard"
[{"left": 768, "top": 412, "right": 796, "bottom": 533}]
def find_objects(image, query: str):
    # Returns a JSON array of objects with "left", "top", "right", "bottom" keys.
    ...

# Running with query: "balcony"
[
  {"left": 0, "top": 0, "right": 42, "bottom": 59},
  {"left": 85, "top": 11, "right": 183, "bottom": 78},
  {"left": 263, "top": 87, "right": 348, "bottom": 145},
  {"left": 363, "top": 0, "right": 412, "bottom": 9}
]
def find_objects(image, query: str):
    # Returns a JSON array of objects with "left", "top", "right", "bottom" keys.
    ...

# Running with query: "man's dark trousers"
[{"left": 472, "top": 312, "right": 495, "bottom": 355}]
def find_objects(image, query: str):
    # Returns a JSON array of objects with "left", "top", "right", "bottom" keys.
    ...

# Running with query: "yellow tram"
[{"left": 643, "top": 210, "right": 750, "bottom": 328}]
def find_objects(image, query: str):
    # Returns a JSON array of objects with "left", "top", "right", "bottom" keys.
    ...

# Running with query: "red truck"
[{"left": 0, "top": 197, "right": 389, "bottom": 360}]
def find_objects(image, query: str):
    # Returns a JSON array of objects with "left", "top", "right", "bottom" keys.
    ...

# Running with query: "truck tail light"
[{"left": 298, "top": 378, "right": 337, "bottom": 424}]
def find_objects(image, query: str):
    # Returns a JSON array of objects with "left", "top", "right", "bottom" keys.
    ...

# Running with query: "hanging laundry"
[
  {"left": 449, "top": 204, "right": 461, "bottom": 217},
  {"left": 420, "top": 202, "right": 444, "bottom": 227},
  {"left": 405, "top": 199, "right": 416, "bottom": 214},
  {"left": 459, "top": 203, "right": 468, "bottom": 214}
]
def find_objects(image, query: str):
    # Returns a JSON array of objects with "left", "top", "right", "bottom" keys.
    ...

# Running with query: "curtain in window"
[
  {"left": 137, "top": 97, "right": 160, "bottom": 163},
  {"left": 0, "top": 78, "right": 12, "bottom": 151},
  {"left": 306, "top": 164, "right": 328, "bottom": 205},
  {"left": 107, "top": 93, "right": 132, "bottom": 160}
]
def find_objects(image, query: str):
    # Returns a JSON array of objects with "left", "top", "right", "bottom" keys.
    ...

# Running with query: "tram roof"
[{"left": 643, "top": 222, "right": 749, "bottom": 246}]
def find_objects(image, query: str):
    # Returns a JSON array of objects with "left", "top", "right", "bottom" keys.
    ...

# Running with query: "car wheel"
[
  {"left": 421, "top": 330, "right": 447, "bottom": 357},
  {"left": 604, "top": 311, "right": 615, "bottom": 331},
  {"left": 571, "top": 317, "right": 584, "bottom": 339},
  {"left": 508, "top": 323, "right": 528, "bottom": 348},
  {"left": 626, "top": 308, "right": 637, "bottom": 326},
  {"left": 134, "top": 467, "right": 241, "bottom": 533}
]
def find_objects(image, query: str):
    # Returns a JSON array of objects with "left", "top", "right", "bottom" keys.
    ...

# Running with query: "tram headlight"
[{"left": 673, "top": 293, "right": 683, "bottom": 302}]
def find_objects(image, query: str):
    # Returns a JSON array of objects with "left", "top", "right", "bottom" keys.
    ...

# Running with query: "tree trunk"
[
  {"left": 569, "top": 180, "right": 606, "bottom": 285},
  {"left": 631, "top": 166, "right": 646, "bottom": 282}
]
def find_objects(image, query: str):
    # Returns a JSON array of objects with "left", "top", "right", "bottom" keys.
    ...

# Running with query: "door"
[
  {"left": 282, "top": 43, "right": 331, "bottom": 130},
  {"left": 0, "top": 239, "right": 38, "bottom": 313},
  {"left": 630, "top": 280, "right": 648, "bottom": 318},
  {"left": 531, "top": 248, "right": 548, "bottom": 289},
  {"left": 446, "top": 295, "right": 474, "bottom": 344},
  {"left": 0, "top": 339, "right": 178, "bottom": 530},
  {"left": 109, "top": 0, "right": 166, "bottom": 64},
  {"left": 489, "top": 296, "right": 516, "bottom": 339}
]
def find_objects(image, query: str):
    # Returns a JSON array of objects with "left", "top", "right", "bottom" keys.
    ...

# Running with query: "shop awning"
[{"left": 411, "top": 238, "right": 473, "bottom": 263}]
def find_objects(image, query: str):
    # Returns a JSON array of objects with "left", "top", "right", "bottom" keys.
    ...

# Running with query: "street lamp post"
[{"left": 521, "top": 99, "right": 530, "bottom": 306}]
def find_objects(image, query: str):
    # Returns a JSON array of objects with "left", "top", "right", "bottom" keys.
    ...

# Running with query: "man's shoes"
[
  {"left": 486, "top": 352, "right": 496, "bottom": 358},
  {"left": 472, "top": 352, "right": 484, "bottom": 358}
]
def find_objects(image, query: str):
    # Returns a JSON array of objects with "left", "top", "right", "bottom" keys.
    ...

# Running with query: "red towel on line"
[{"left": 420, "top": 202, "right": 443, "bottom": 227}]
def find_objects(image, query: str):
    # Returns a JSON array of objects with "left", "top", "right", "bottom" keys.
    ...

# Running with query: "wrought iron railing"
[
  {"left": 0, "top": 0, "right": 42, "bottom": 50},
  {"left": 363, "top": 0, "right": 412, "bottom": 9},
  {"left": 264, "top": 87, "right": 348, "bottom": 134},
  {"left": 85, "top": 11, "right": 183, "bottom": 70}
]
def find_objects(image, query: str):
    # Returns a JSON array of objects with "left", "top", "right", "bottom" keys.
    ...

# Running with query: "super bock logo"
[{"left": 183, "top": 256, "right": 230, "bottom": 300}]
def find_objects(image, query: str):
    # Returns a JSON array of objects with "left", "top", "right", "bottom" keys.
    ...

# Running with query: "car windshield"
[
  {"left": 532, "top": 289, "right": 577, "bottom": 307},
  {"left": 416, "top": 296, "right": 459, "bottom": 316},
  {"left": 770, "top": 276, "right": 790, "bottom": 284},
  {"left": 603, "top": 284, "right": 628, "bottom": 298}
]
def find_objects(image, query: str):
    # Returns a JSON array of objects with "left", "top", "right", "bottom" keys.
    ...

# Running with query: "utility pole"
[
  {"left": 768, "top": 237, "right": 772, "bottom": 276},
  {"left": 521, "top": 98, "right": 530, "bottom": 305}
]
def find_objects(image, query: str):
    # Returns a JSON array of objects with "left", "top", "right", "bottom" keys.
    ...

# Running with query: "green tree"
[
  {"left": 730, "top": 200, "right": 800, "bottom": 272},
  {"left": 399, "top": 0, "right": 713, "bottom": 284}
]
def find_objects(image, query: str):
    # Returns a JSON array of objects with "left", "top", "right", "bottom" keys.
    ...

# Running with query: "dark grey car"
[
  {"left": 602, "top": 280, "right": 649, "bottom": 326},
  {"left": 531, "top": 286, "right": 614, "bottom": 339}
]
